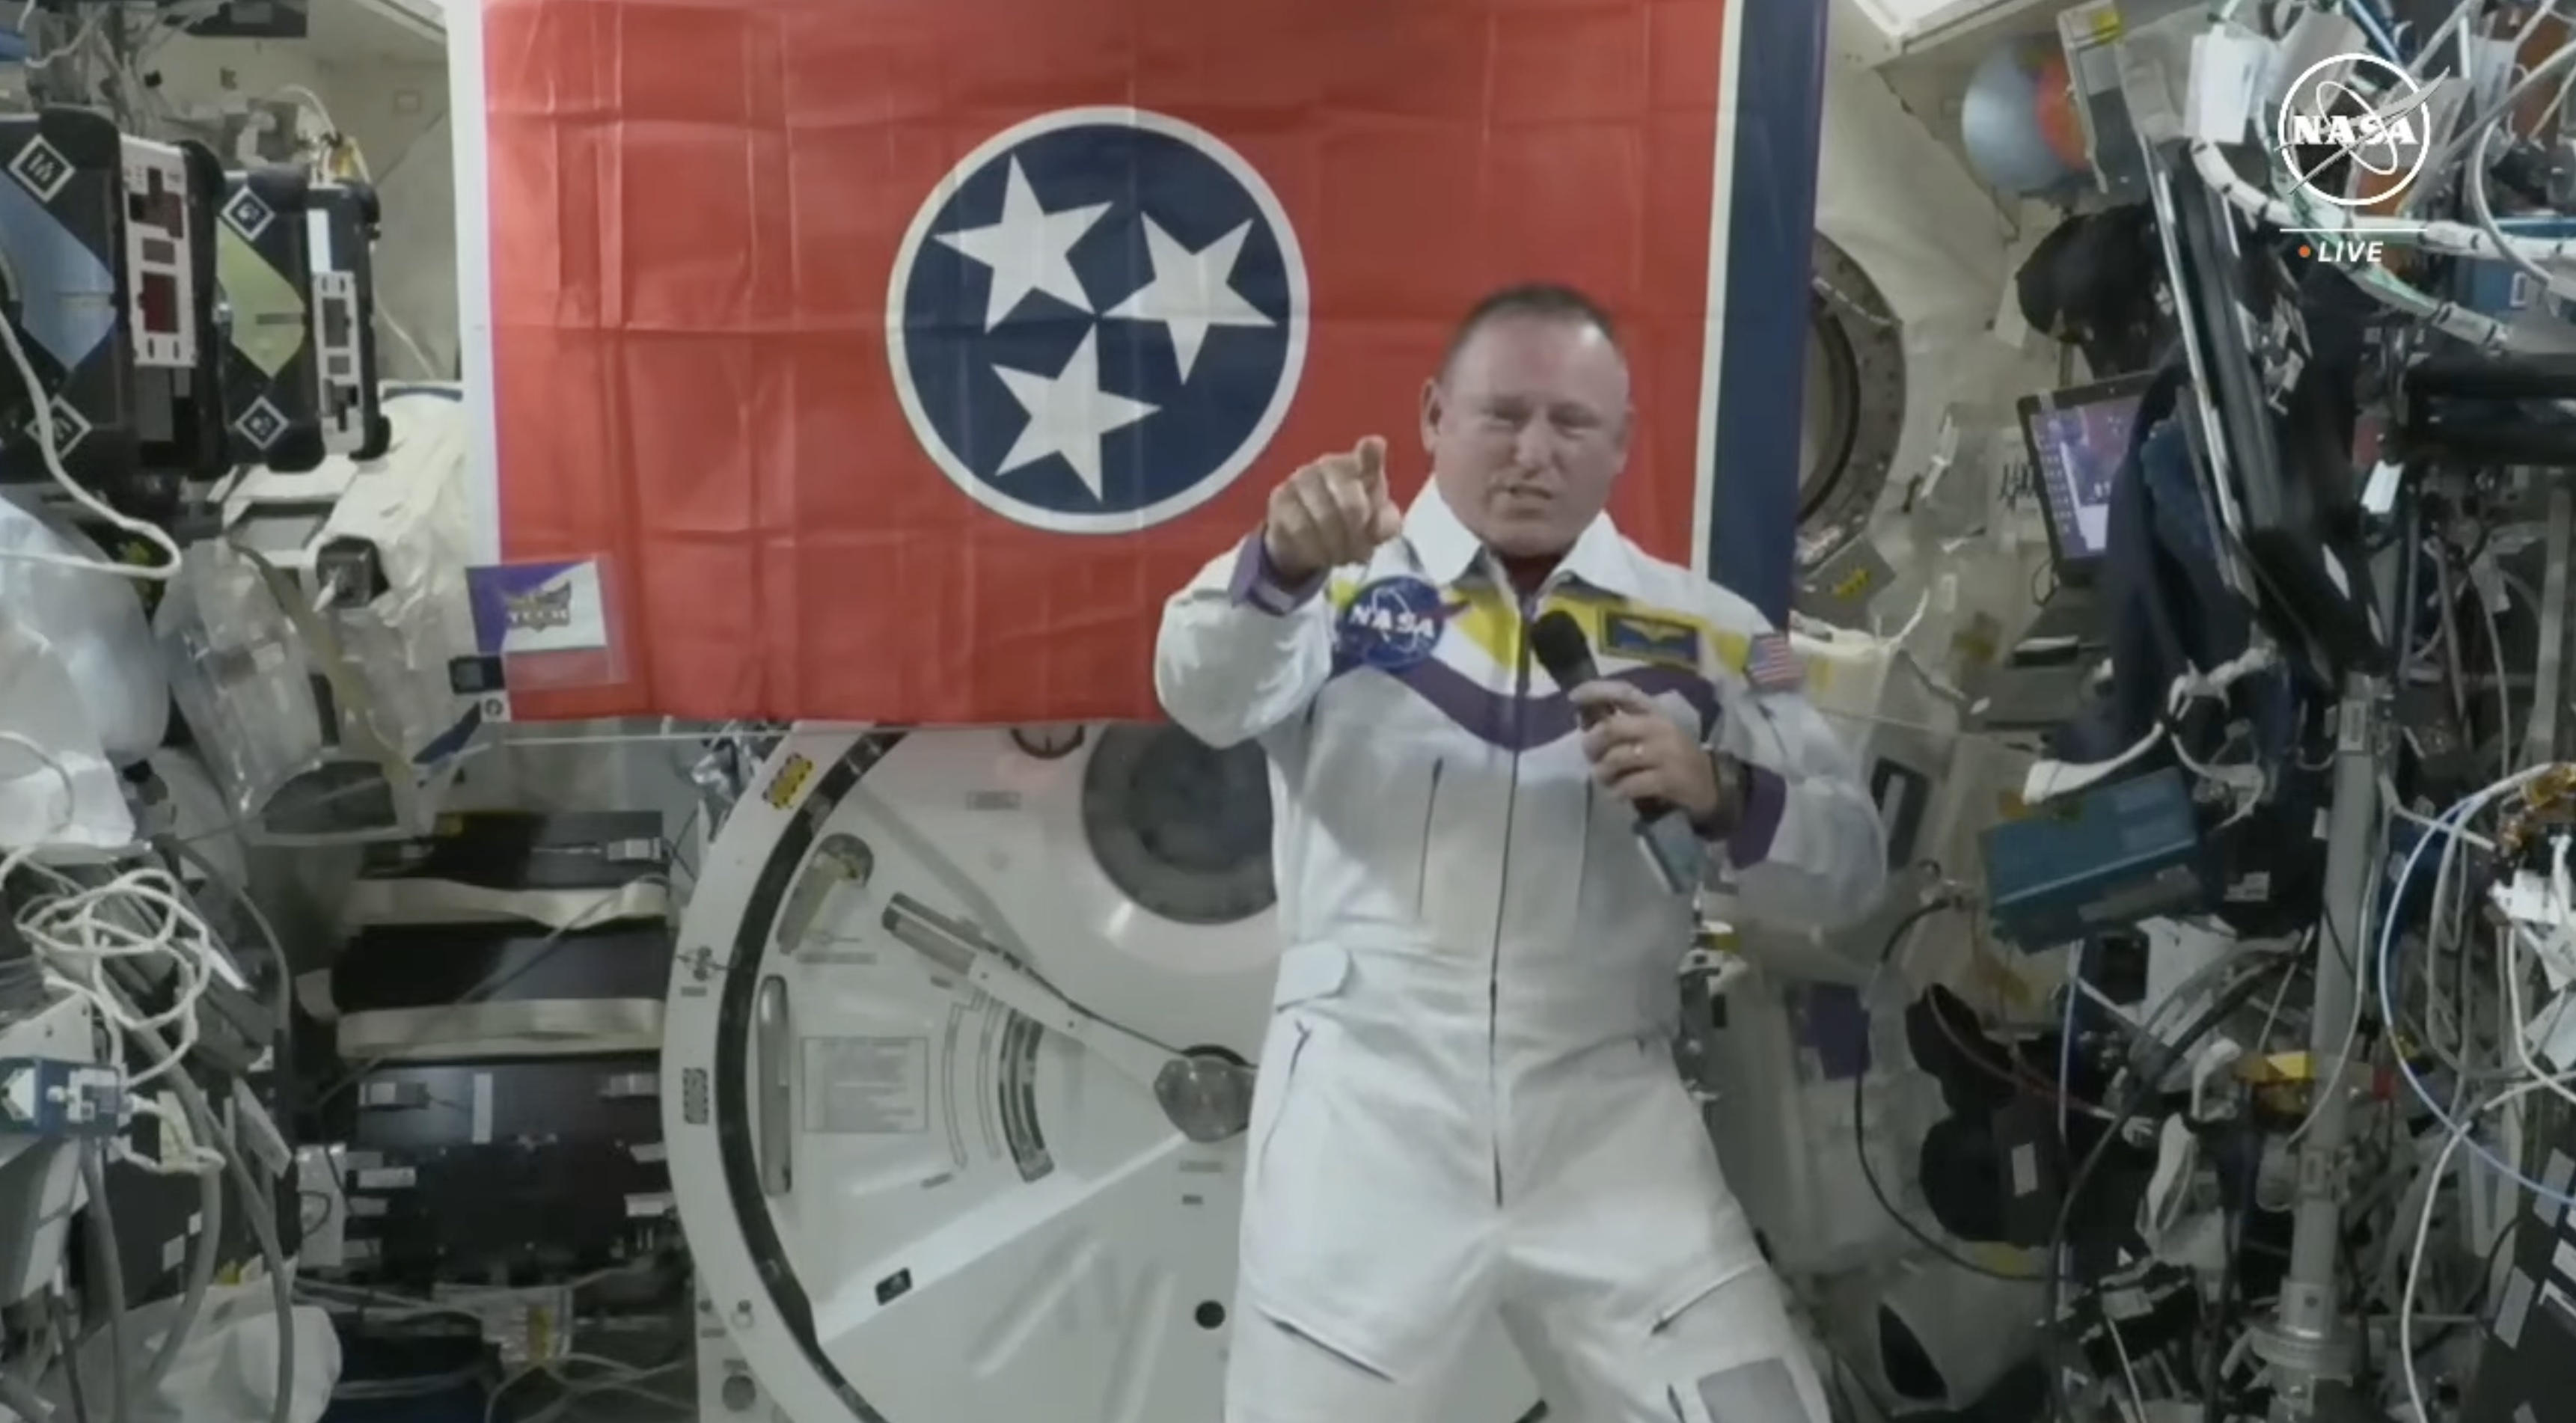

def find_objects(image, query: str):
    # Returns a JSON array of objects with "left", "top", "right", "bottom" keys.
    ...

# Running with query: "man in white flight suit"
[{"left": 1155, "top": 284, "right": 1888, "bottom": 1423}]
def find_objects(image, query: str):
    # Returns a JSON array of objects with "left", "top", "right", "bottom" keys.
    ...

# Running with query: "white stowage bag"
[
  {"left": 0, "top": 610, "right": 132, "bottom": 852},
  {"left": 0, "top": 493, "right": 169, "bottom": 763},
  {"left": 39, "top": 1283, "right": 341, "bottom": 1423},
  {"left": 0, "top": 494, "right": 166, "bottom": 852}
]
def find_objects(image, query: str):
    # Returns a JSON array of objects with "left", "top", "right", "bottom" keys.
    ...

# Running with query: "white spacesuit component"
[{"left": 1156, "top": 487, "right": 1888, "bottom": 1423}]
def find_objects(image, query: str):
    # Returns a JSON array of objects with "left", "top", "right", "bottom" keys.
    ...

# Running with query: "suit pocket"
[
  {"left": 1252, "top": 1018, "right": 1316, "bottom": 1178},
  {"left": 1246, "top": 943, "right": 1349, "bottom": 1184}
]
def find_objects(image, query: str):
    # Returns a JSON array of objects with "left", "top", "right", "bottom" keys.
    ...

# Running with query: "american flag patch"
[{"left": 1746, "top": 631, "right": 1802, "bottom": 692}]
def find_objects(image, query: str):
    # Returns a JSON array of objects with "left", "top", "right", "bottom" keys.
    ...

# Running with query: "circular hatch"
[{"left": 664, "top": 728, "right": 1542, "bottom": 1423}]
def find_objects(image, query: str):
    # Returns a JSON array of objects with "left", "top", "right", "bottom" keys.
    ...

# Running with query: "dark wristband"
[{"left": 1693, "top": 750, "right": 1744, "bottom": 839}]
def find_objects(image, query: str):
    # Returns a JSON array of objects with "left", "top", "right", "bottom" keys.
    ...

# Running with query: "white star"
[
  {"left": 1104, "top": 216, "right": 1274, "bottom": 382},
  {"left": 934, "top": 158, "right": 1112, "bottom": 331},
  {"left": 991, "top": 328, "right": 1158, "bottom": 498}
]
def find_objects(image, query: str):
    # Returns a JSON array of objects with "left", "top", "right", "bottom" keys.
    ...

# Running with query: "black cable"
[
  {"left": 2043, "top": 955, "right": 2297, "bottom": 1423},
  {"left": 1853, "top": 899, "right": 2058, "bottom": 1284}
]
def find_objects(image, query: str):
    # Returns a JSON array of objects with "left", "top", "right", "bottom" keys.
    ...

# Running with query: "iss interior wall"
[
  {"left": 150, "top": 41, "right": 459, "bottom": 380},
  {"left": 1816, "top": 53, "right": 2055, "bottom": 509},
  {"left": 343, "top": 58, "right": 459, "bottom": 382},
  {"left": 1811, "top": 49, "right": 2062, "bottom": 946},
  {"left": 137, "top": 40, "right": 466, "bottom": 957},
  {"left": 1812, "top": 52, "right": 2063, "bottom": 631}
]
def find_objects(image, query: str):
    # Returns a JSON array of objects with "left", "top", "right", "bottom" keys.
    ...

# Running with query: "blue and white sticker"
[
  {"left": 466, "top": 560, "right": 610, "bottom": 657},
  {"left": 1336, "top": 576, "right": 1453, "bottom": 671}
]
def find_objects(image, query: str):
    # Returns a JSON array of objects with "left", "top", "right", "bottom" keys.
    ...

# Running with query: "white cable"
[
  {"left": 2468, "top": 116, "right": 2575, "bottom": 304},
  {"left": 16, "top": 860, "right": 227, "bottom": 1102},
  {"left": 2515, "top": 0, "right": 2563, "bottom": 49},
  {"left": 484, "top": 1356, "right": 688, "bottom": 1423},
  {"left": 0, "top": 256, "right": 183, "bottom": 578},
  {"left": 2503, "top": 921, "right": 2576, "bottom": 1112},
  {"left": 2400, "top": 1076, "right": 2556, "bottom": 1423},
  {"left": 2381, "top": 777, "right": 2496, "bottom": 851},
  {"left": 379, "top": 305, "right": 441, "bottom": 380},
  {"left": 2021, "top": 643, "right": 2276, "bottom": 804},
  {"left": 2102, "top": 1315, "right": 2150, "bottom": 1423},
  {"left": 2194, "top": 133, "right": 2576, "bottom": 272},
  {"left": 2173, "top": 720, "right": 2268, "bottom": 824},
  {"left": 2184, "top": 144, "right": 2514, "bottom": 350},
  {"left": 2379, "top": 765, "right": 2576, "bottom": 1210},
  {"left": 1789, "top": 588, "right": 1978, "bottom": 711},
  {"left": 2403, "top": 0, "right": 2475, "bottom": 79},
  {"left": 2497, "top": 836, "right": 2576, "bottom": 1114},
  {"left": 19, "top": 3, "right": 105, "bottom": 73},
  {"left": 2419, "top": 34, "right": 2576, "bottom": 187},
  {"left": 2, "top": 738, "right": 231, "bottom": 1172}
]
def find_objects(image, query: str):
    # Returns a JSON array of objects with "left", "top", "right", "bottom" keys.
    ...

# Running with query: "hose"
[
  {"left": 129, "top": 1163, "right": 218, "bottom": 1398},
  {"left": 100, "top": 981, "right": 295, "bottom": 1423},
  {"left": 95, "top": 961, "right": 221, "bottom": 1398},
  {"left": 119, "top": 835, "right": 293, "bottom": 1395},
  {"left": 0, "top": 1371, "right": 53, "bottom": 1423},
  {"left": 74, "top": 1149, "right": 126, "bottom": 1423}
]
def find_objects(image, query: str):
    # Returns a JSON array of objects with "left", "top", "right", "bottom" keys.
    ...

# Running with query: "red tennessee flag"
[{"left": 474, "top": 0, "right": 1727, "bottom": 723}]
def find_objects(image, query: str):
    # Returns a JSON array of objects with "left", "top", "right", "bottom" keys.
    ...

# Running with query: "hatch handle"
[{"left": 755, "top": 976, "right": 793, "bottom": 1196}]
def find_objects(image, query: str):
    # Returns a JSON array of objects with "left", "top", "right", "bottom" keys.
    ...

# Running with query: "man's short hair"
[{"left": 1440, "top": 282, "right": 1621, "bottom": 376}]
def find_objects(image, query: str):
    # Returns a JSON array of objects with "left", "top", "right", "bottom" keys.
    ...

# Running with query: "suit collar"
[{"left": 1403, "top": 483, "right": 1642, "bottom": 599}]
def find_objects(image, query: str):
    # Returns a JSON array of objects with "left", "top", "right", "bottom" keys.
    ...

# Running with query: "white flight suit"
[{"left": 1156, "top": 486, "right": 1889, "bottom": 1423}]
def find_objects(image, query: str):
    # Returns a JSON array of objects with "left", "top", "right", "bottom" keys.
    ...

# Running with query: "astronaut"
[{"left": 1155, "top": 283, "right": 1889, "bottom": 1423}]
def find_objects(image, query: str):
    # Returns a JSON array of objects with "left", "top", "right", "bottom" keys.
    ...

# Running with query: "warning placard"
[{"left": 801, "top": 1036, "right": 929, "bottom": 1135}]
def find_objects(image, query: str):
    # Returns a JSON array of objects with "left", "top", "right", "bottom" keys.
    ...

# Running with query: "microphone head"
[{"left": 1528, "top": 610, "right": 1597, "bottom": 688}]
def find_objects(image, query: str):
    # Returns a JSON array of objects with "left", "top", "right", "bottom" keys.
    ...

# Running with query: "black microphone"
[{"left": 1528, "top": 610, "right": 1706, "bottom": 896}]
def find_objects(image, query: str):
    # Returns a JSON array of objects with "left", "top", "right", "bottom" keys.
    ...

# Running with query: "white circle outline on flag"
[
  {"left": 886, "top": 106, "right": 1312, "bottom": 536},
  {"left": 2271, "top": 52, "right": 2432, "bottom": 209}
]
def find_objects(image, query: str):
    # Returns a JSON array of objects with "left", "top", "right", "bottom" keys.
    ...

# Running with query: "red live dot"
[{"left": 2299, "top": 245, "right": 2313, "bottom": 257}]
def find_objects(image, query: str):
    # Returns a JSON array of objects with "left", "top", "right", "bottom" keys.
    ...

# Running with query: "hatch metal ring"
[{"left": 1799, "top": 234, "right": 1906, "bottom": 569}]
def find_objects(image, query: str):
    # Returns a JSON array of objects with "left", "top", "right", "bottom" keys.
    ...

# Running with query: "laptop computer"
[{"left": 2014, "top": 374, "right": 2151, "bottom": 650}]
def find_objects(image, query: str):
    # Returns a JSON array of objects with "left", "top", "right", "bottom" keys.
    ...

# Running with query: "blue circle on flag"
[
  {"left": 888, "top": 108, "right": 1310, "bottom": 535},
  {"left": 1337, "top": 578, "right": 1451, "bottom": 671}
]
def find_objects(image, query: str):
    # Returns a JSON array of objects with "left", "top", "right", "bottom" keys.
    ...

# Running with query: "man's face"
[{"left": 1421, "top": 314, "right": 1632, "bottom": 558}]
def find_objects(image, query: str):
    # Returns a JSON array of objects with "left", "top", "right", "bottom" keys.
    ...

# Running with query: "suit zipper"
[
  {"left": 1489, "top": 596, "right": 1533, "bottom": 1208},
  {"left": 1413, "top": 759, "right": 1445, "bottom": 918}
]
